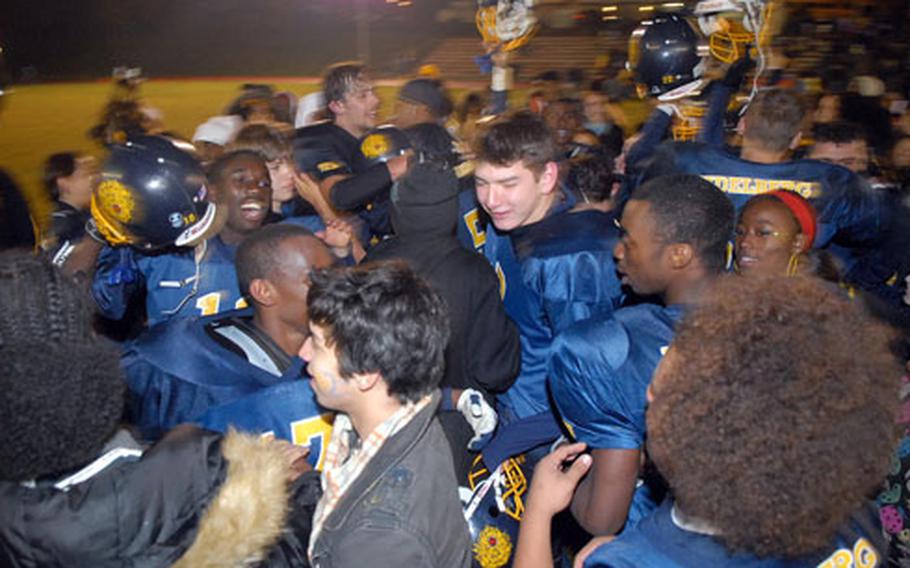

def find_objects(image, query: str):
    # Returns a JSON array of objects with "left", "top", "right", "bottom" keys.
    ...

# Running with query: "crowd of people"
[{"left": 2, "top": 6, "right": 910, "bottom": 567}]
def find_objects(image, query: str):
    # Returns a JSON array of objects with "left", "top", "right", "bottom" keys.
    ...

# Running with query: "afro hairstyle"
[{"left": 647, "top": 275, "right": 900, "bottom": 558}]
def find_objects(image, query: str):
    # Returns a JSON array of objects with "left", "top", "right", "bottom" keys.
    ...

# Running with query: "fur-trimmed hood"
[
  {"left": 0, "top": 426, "right": 310, "bottom": 568},
  {"left": 174, "top": 429, "right": 292, "bottom": 567}
]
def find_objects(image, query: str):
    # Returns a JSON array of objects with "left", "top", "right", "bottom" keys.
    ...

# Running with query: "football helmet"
[
  {"left": 694, "top": 0, "right": 774, "bottom": 64},
  {"left": 359, "top": 125, "right": 412, "bottom": 167},
  {"left": 91, "top": 136, "right": 217, "bottom": 250},
  {"left": 463, "top": 454, "right": 531, "bottom": 568},
  {"left": 627, "top": 14, "right": 707, "bottom": 101},
  {"left": 476, "top": 0, "right": 538, "bottom": 52}
]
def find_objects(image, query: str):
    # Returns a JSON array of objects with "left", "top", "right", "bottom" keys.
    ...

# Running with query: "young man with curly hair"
[
  {"left": 574, "top": 276, "right": 899, "bottom": 566},
  {"left": 300, "top": 262, "right": 471, "bottom": 567},
  {"left": 548, "top": 174, "right": 735, "bottom": 536}
]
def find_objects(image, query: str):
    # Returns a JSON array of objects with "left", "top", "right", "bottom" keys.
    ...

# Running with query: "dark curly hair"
[
  {"left": 307, "top": 261, "right": 449, "bottom": 404},
  {"left": 812, "top": 120, "right": 867, "bottom": 145},
  {"left": 0, "top": 251, "right": 125, "bottom": 481},
  {"left": 647, "top": 276, "right": 900, "bottom": 558}
]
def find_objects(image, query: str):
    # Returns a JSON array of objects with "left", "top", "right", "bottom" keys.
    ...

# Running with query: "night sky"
[{"left": 0, "top": 0, "right": 464, "bottom": 80}]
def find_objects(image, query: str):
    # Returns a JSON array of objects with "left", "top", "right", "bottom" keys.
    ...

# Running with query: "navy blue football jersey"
[
  {"left": 584, "top": 500, "right": 884, "bottom": 568},
  {"left": 293, "top": 120, "right": 391, "bottom": 239},
  {"left": 458, "top": 188, "right": 488, "bottom": 253},
  {"left": 549, "top": 303, "right": 684, "bottom": 526},
  {"left": 645, "top": 142, "right": 886, "bottom": 248},
  {"left": 93, "top": 235, "right": 246, "bottom": 326},
  {"left": 483, "top": 203, "right": 624, "bottom": 421},
  {"left": 121, "top": 309, "right": 301, "bottom": 441},
  {"left": 199, "top": 380, "right": 333, "bottom": 470}
]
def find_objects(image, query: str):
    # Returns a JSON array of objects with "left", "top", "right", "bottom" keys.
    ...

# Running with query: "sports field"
[
  {"left": 0, "top": 78, "right": 647, "bottom": 229},
  {"left": 0, "top": 79, "right": 361, "bottom": 226}
]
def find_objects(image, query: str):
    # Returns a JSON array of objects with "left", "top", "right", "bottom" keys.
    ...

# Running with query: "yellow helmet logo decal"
[
  {"left": 361, "top": 133, "right": 390, "bottom": 160},
  {"left": 317, "top": 161, "right": 343, "bottom": 173},
  {"left": 95, "top": 180, "right": 136, "bottom": 223},
  {"left": 473, "top": 526, "right": 512, "bottom": 568}
]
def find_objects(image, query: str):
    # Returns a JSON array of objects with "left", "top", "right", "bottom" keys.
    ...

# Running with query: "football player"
[
  {"left": 293, "top": 62, "right": 409, "bottom": 242},
  {"left": 548, "top": 174, "right": 734, "bottom": 536},
  {"left": 122, "top": 223, "right": 336, "bottom": 469},
  {"left": 577, "top": 277, "right": 895, "bottom": 567},
  {"left": 471, "top": 112, "right": 623, "bottom": 432},
  {"left": 643, "top": 88, "right": 887, "bottom": 251},
  {"left": 41, "top": 153, "right": 99, "bottom": 269},
  {"left": 92, "top": 145, "right": 272, "bottom": 326}
]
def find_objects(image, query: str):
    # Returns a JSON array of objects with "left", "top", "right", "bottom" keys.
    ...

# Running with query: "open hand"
[{"left": 525, "top": 442, "right": 592, "bottom": 519}]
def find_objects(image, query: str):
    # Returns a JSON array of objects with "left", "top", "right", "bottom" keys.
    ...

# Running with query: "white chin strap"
[
  {"left": 657, "top": 79, "right": 706, "bottom": 102},
  {"left": 174, "top": 201, "right": 217, "bottom": 248}
]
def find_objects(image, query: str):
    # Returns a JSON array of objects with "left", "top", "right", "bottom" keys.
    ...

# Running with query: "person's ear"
[
  {"left": 668, "top": 243, "right": 694, "bottom": 270},
  {"left": 204, "top": 183, "right": 219, "bottom": 204},
  {"left": 56, "top": 175, "right": 73, "bottom": 196},
  {"left": 789, "top": 131, "right": 803, "bottom": 151},
  {"left": 328, "top": 99, "right": 345, "bottom": 117},
  {"left": 538, "top": 161, "right": 559, "bottom": 195},
  {"left": 736, "top": 116, "right": 747, "bottom": 137},
  {"left": 249, "top": 278, "right": 276, "bottom": 307},
  {"left": 354, "top": 372, "right": 381, "bottom": 392}
]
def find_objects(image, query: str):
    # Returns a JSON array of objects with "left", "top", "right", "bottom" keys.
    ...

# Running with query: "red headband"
[{"left": 767, "top": 190, "right": 817, "bottom": 251}]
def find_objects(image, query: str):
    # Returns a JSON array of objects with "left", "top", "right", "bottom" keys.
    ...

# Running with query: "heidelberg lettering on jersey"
[{"left": 700, "top": 175, "right": 822, "bottom": 199}]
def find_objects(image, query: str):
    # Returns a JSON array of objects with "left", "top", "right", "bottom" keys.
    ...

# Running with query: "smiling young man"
[
  {"left": 300, "top": 262, "right": 471, "bottom": 567},
  {"left": 548, "top": 174, "right": 734, "bottom": 537},
  {"left": 93, "top": 149, "right": 275, "bottom": 326},
  {"left": 294, "top": 62, "right": 409, "bottom": 240},
  {"left": 471, "top": 112, "right": 623, "bottom": 429}
]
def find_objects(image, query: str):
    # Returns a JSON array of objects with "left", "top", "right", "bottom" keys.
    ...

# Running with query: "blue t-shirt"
[{"left": 585, "top": 500, "right": 884, "bottom": 568}]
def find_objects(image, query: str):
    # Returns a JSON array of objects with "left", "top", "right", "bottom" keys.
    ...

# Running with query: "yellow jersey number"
[
  {"left": 195, "top": 293, "right": 248, "bottom": 317},
  {"left": 290, "top": 413, "right": 335, "bottom": 471}
]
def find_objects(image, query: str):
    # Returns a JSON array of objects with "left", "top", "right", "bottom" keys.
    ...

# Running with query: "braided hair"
[{"left": 0, "top": 251, "right": 125, "bottom": 481}]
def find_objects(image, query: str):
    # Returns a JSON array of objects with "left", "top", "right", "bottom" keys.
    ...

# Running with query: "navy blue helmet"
[
  {"left": 359, "top": 125, "right": 412, "bottom": 167},
  {"left": 91, "top": 136, "right": 217, "bottom": 250},
  {"left": 628, "top": 13, "right": 706, "bottom": 98}
]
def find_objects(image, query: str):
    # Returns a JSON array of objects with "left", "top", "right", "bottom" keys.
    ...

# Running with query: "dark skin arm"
[{"left": 569, "top": 447, "right": 641, "bottom": 536}]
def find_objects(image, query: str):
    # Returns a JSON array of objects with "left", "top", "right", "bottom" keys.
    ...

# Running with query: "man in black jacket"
[
  {"left": 365, "top": 123, "right": 521, "bottom": 478},
  {"left": 301, "top": 262, "right": 471, "bottom": 567}
]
